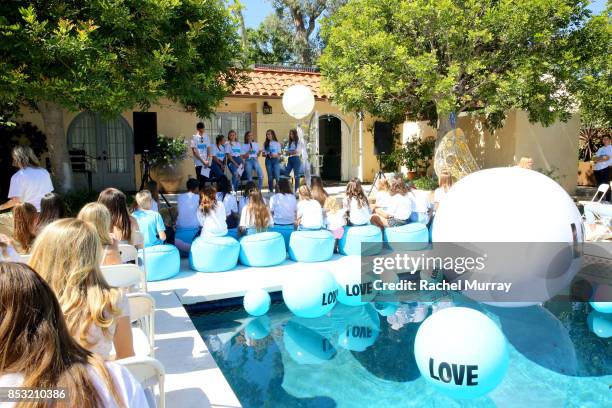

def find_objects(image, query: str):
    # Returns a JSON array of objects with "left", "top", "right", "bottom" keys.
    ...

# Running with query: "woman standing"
[
  {"left": 264, "top": 129, "right": 282, "bottom": 192},
  {"left": 0, "top": 145, "right": 53, "bottom": 212},
  {"left": 284, "top": 129, "right": 302, "bottom": 192},
  {"left": 210, "top": 134, "right": 227, "bottom": 179},
  {"left": 242, "top": 131, "right": 264, "bottom": 190},
  {"left": 225, "top": 130, "right": 244, "bottom": 191}
]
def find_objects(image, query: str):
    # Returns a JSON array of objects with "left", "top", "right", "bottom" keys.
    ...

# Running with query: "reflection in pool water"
[{"left": 191, "top": 298, "right": 611, "bottom": 408}]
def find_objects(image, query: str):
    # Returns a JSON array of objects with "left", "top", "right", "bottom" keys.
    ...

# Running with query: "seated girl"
[
  {"left": 324, "top": 196, "right": 346, "bottom": 241},
  {"left": 146, "top": 180, "right": 160, "bottom": 212},
  {"left": 132, "top": 190, "right": 166, "bottom": 247},
  {"left": 310, "top": 176, "right": 329, "bottom": 207},
  {"left": 408, "top": 182, "right": 432, "bottom": 224},
  {"left": 372, "top": 178, "right": 391, "bottom": 215},
  {"left": 296, "top": 185, "right": 324, "bottom": 230},
  {"left": 37, "top": 192, "right": 66, "bottom": 232},
  {"left": 371, "top": 178, "right": 413, "bottom": 228},
  {"left": 78, "top": 203, "right": 122, "bottom": 266},
  {"left": 433, "top": 172, "right": 452, "bottom": 212},
  {"left": 269, "top": 178, "right": 297, "bottom": 226},
  {"left": 239, "top": 189, "right": 273, "bottom": 236},
  {"left": 197, "top": 185, "right": 228, "bottom": 237},
  {"left": 342, "top": 178, "right": 371, "bottom": 226},
  {"left": 29, "top": 218, "right": 135, "bottom": 361},
  {"left": 0, "top": 261, "right": 148, "bottom": 407},
  {"left": 216, "top": 175, "right": 239, "bottom": 229},
  {"left": 239, "top": 181, "right": 257, "bottom": 215},
  {"left": 98, "top": 188, "right": 141, "bottom": 246},
  {"left": 12, "top": 202, "right": 38, "bottom": 254},
  {"left": 0, "top": 234, "right": 20, "bottom": 262}
]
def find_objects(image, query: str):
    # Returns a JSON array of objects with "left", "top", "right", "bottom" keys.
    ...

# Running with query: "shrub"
[
  {"left": 413, "top": 176, "right": 438, "bottom": 191},
  {"left": 147, "top": 135, "right": 188, "bottom": 168}
]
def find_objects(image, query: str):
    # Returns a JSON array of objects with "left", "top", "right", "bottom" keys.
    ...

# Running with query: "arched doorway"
[
  {"left": 319, "top": 115, "right": 342, "bottom": 181},
  {"left": 67, "top": 112, "right": 135, "bottom": 191}
]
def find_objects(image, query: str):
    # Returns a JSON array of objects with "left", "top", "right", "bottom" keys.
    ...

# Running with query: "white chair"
[
  {"left": 118, "top": 244, "right": 138, "bottom": 264},
  {"left": 18, "top": 253, "right": 31, "bottom": 264},
  {"left": 101, "top": 264, "right": 147, "bottom": 292},
  {"left": 579, "top": 183, "right": 610, "bottom": 206},
  {"left": 116, "top": 356, "right": 165, "bottom": 408},
  {"left": 127, "top": 292, "right": 156, "bottom": 358}
]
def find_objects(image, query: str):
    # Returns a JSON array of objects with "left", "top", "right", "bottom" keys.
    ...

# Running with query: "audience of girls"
[
  {"left": 226, "top": 130, "right": 244, "bottom": 192},
  {"left": 242, "top": 131, "right": 264, "bottom": 190},
  {"left": 269, "top": 178, "right": 297, "bottom": 226},
  {"left": 98, "top": 188, "right": 141, "bottom": 246},
  {"left": 12, "top": 202, "right": 38, "bottom": 253},
  {"left": 216, "top": 175, "right": 239, "bottom": 229},
  {"left": 264, "top": 129, "right": 282, "bottom": 191},
  {"left": 343, "top": 178, "right": 372, "bottom": 226},
  {"left": 37, "top": 191, "right": 66, "bottom": 232},
  {"left": 78, "top": 203, "right": 122, "bottom": 266},
  {"left": 198, "top": 185, "right": 228, "bottom": 237},
  {"left": 296, "top": 185, "right": 325, "bottom": 230},
  {"left": 239, "top": 189, "right": 273, "bottom": 236}
]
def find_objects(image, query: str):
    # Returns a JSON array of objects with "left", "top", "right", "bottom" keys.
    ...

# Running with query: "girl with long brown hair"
[
  {"left": 342, "top": 178, "right": 371, "bottom": 226},
  {"left": 310, "top": 176, "right": 329, "bottom": 207},
  {"left": 197, "top": 185, "right": 228, "bottom": 237},
  {"left": 239, "top": 188, "right": 273, "bottom": 236},
  {"left": 37, "top": 192, "right": 66, "bottom": 232},
  {"left": 283, "top": 129, "right": 302, "bottom": 192},
  {"left": 226, "top": 129, "right": 244, "bottom": 192},
  {"left": 98, "top": 188, "right": 140, "bottom": 245},
  {"left": 264, "top": 129, "right": 282, "bottom": 191},
  {"left": 0, "top": 262, "right": 148, "bottom": 407},
  {"left": 12, "top": 201, "right": 38, "bottom": 253}
]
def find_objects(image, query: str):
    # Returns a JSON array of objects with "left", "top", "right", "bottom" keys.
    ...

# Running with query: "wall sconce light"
[{"left": 263, "top": 101, "right": 272, "bottom": 115}]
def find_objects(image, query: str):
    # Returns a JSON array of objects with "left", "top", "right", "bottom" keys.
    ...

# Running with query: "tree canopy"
[{"left": 320, "top": 0, "right": 605, "bottom": 136}]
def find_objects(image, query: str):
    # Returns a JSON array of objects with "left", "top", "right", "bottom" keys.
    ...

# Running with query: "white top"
[
  {"left": 375, "top": 191, "right": 391, "bottom": 210},
  {"left": 239, "top": 206, "right": 273, "bottom": 229},
  {"left": 433, "top": 187, "right": 448, "bottom": 204},
  {"left": 342, "top": 197, "right": 371, "bottom": 226},
  {"left": 269, "top": 193, "right": 297, "bottom": 225},
  {"left": 297, "top": 199, "right": 324, "bottom": 229},
  {"left": 197, "top": 202, "right": 228, "bottom": 237},
  {"left": 265, "top": 141, "right": 282, "bottom": 157},
  {"left": 594, "top": 145, "right": 612, "bottom": 171},
  {"left": 242, "top": 142, "right": 260, "bottom": 159},
  {"left": 210, "top": 144, "right": 226, "bottom": 161},
  {"left": 410, "top": 190, "right": 432, "bottom": 213},
  {"left": 88, "top": 294, "right": 130, "bottom": 360},
  {"left": 225, "top": 141, "right": 243, "bottom": 157},
  {"left": 386, "top": 193, "right": 413, "bottom": 220},
  {"left": 325, "top": 210, "right": 346, "bottom": 231},
  {"left": 8, "top": 167, "right": 53, "bottom": 212},
  {"left": 0, "top": 362, "right": 149, "bottom": 408},
  {"left": 176, "top": 191, "right": 200, "bottom": 229},
  {"left": 216, "top": 192, "right": 238, "bottom": 216},
  {"left": 191, "top": 133, "right": 210, "bottom": 166}
]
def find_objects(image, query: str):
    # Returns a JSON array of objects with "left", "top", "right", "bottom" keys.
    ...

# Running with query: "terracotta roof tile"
[{"left": 232, "top": 67, "right": 326, "bottom": 99}]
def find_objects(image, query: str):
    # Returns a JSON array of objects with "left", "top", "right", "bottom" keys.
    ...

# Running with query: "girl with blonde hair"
[
  {"left": 373, "top": 178, "right": 391, "bottom": 215},
  {"left": 29, "top": 218, "right": 134, "bottom": 361},
  {"left": 296, "top": 185, "right": 324, "bottom": 230},
  {"left": 0, "top": 262, "right": 147, "bottom": 407},
  {"left": 78, "top": 202, "right": 122, "bottom": 266},
  {"left": 433, "top": 172, "right": 453, "bottom": 211},
  {"left": 239, "top": 188, "right": 273, "bottom": 236},
  {"left": 324, "top": 196, "right": 346, "bottom": 241}
]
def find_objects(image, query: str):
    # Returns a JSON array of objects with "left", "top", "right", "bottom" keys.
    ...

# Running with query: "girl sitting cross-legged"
[
  {"left": 29, "top": 218, "right": 135, "bottom": 361},
  {"left": 342, "top": 178, "right": 371, "bottom": 226},
  {"left": 296, "top": 185, "right": 325, "bottom": 231},
  {"left": 371, "top": 178, "right": 413, "bottom": 228},
  {"left": 269, "top": 178, "right": 297, "bottom": 226},
  {"left": 239, "top": 188, "right": 273, "bottom": 236},
  {"left": 197, "top": 185, "right": 228, "bottom": 237}
]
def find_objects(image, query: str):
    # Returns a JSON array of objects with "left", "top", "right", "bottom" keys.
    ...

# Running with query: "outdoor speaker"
[
  {"left": 133, "top": 112, "right": 158, "bottom": 154},
  {"left": 373, "top": 121, "right": 394, "bottom": 156}
]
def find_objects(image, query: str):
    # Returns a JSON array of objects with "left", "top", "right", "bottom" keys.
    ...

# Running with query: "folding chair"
[
  {"left": 127, "top": 292, "right": 156, "bottom": 358},
  {"left": 101, "top": 264, "right": 147, "bottom": 292},
  {"left": 116, "top": 356, "right": 165, "bottom": 408},
  {"left": 578, "top": 183, "right": 610, "bottom": 206},
  {"left": 118, "top": 243, "right": 138, "bottom": 264}
]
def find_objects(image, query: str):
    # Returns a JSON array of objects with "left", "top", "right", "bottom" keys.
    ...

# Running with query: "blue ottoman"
[
  {"left": 289, "top": 230, "right": 335, "bottom": 262},
  {"left": 175, "top": 227, "right": 199, "bottom": 256},
  {"left": 384, "top": 223, "right": 430, "bottom": 251},
  {"left": 189, "top": 235, "right": 240, "bottom": 272},
  {"left": 227, "top": 228, "right": 239, "bottom": 240},
  {"left": 239, "top": 232, "right": 286, "bottom": 267},
  {"left": 338, "top": 225, "right": 383, "bottom": 256},
  {"left": 139, "top": 245, "right": 180, "bottom": 281},
  {"left": 270, "top": 224, "right": 295, "bottom": 250}
]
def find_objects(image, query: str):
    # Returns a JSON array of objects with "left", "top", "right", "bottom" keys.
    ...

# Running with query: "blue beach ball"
[
  {"left": 414, "top": 307, "right": 508, "bottom": 399},
  {"left": 587, "top": 311, "right": 612, "bottom": 338},
  {"left": 243, "top": 289, "right": 271, "bottom": 316},
  {"left": 283, "top": 266, "right": 338, "bottom": 318}
]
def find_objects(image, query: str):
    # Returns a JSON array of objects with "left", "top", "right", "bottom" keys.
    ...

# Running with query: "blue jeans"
[
  {"left": 211, "top": 161, "right": 225, "bottom": 179},
  {"left": 284, "top": 156, "right": 301, "bottom": 191},
  {"left": 265, "top": 157, "right": 281, "bottom": 191},
  {"left": 245, "top": 158, "right": 263, "bottom": 190},
  {"left": 228, "top": 156, "right": 243, "bottom": 192},
  {"left": 584, "top": 203, "right": 612, "bottom": 225}
]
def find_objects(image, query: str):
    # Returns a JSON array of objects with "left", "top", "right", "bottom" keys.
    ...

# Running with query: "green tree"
[
  {"left": 320, "top": 0, "right": 600, "bottom": 140},
  {"left": 245, "top": 12, "right": 296, "bottom": 64},
  {"left": 0, "top": 0, "right": 242, "bottom": 189}
]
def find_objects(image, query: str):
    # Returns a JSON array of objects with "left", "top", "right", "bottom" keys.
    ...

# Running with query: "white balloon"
[{"left": 282, "top": 85, "right": 315, "bottom": 119}]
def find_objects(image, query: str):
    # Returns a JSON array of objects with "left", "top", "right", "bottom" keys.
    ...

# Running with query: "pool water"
[{"left": 190, "top": 298, "right": 611, "bottom": 407}]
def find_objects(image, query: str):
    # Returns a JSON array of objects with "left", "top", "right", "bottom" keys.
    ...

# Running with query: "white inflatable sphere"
[
  {"left": 282, "top": 85, "right": 315, "bottom": 119},
  {"left": 432, "top": 167, "right": 583, "bottom": 307},
  {"left": 587, "top": 311, "right": 612, "bottom": 338},
  {"left": 243, "top": 288, "right": 271, "bottom": 316},
  {"left": 283, "top": 266, "right": 338, "bottom": 318},
  {"left": 332, "top": 256, "right": 377, "bottom": 306},
  {"left": 414, "top": 307, "right": 509, "bottom": 399}
]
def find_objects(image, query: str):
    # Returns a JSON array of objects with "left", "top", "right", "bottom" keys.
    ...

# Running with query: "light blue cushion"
[
  {"left": 270, "top": 224, "right": 295, "bottom": 250},
  {"left": 289, "top": 229, "right": 335, "bottom": 262},
  {"left": 239, "top": 232, "right": 286, "bottom": 267},
  {"left": 139, "top": 245, "right": 180, "bottom": 281},
  {"left": 384, "top": 223, "right": 430, "bottom": 251},
  {"left": 175, "top": 227, "right": 199, "bottom": 244},
  {"left": 338, "top": 225, "right": 383, "bottom": 256},
  {"left": 190, "top": 235, "right": 240, "bottom": 272}
]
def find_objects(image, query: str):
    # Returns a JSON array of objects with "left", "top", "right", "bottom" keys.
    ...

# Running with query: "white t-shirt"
[
  {"left": 239, "top": 206, "right": 273, "bottom": 229},
  {"left": 197, "top": 202, "right": 228, "bottom": 237},
  {"left": 375, "top": 191, "right": 391, "bottom": 210},
  {"left": 594, "top": 145, "right": 612, "bottom": 171},
  {"left": 265, "top": 141, "right": 282, "bottom": 157},
  {"left": 242, "top": 142, "right": 260, "bottom": 159},
  {"left": 269, "top": 193, "right": 297, "bottom": 224},
  {"left": 191, "top": 133, "right": 210, "bottom": 167},
  {"left": 176, "top": 191, "right": 200, "bottom": 229},
  {"left": 8, "top": 167, "right": 53, "bottom": 212},
  {"left": 225, "top": 141, "right": 242, "bottom": 157},
  {"left": 342, "top": 197, "right": 371, "bottom": 226},
  {"left": 216, "top": 192, "right": 238, "bottom": 216},
  {"left": 410, "top": 190, "right": 432, "bottom": 213},
  {"left": 325, "top": 210, "right": 346, "bottom": 231},
  {"left": 0, "top": 362, "right": 149, "bottom": 408},
  {"left": 210, "top": 144, "right": 226, "bottom": 161},
  {"left": 433, "top": 187, "right": 448, "bottom": 204},
  {"left": 387, "top": 193, "right": 413, "bottom": 220},
  {"left": 297, "top": 199, "right": 324, "bottom": 229},
  {"left": 88, "top": 294, "right": 130, "bottom": 360}
]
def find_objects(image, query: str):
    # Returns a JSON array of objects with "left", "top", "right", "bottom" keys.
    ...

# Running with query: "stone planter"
[
  {"left": 152, "top": 164, "right": 185, "bottom": 193},
  {"left": 577, "top": 161, "right": 596, "bottom": 187}
]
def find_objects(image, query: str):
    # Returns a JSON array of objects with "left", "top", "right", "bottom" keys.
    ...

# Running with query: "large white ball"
[
  {"left": 243, "top": 288, "right": 271, "bottom": 316},
  {"left": 282, "top": 85, "right": 315, "bottom": 119},
  {"left": 414, "top": 307, "right": 509, "bottom": 399},
  {"left": 283, "top": 266, "right": 338, "bottom": 318},
  {"left": 432, "top": 167, "right": 583, "bottom": 307},
  {"left": 332, "top": 256, "right": 377, "bottom": 306}
]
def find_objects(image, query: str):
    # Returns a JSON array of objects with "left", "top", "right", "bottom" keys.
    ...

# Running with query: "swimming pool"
[{"left": 190, "top": 297, "right": 611, "bottom": 407}]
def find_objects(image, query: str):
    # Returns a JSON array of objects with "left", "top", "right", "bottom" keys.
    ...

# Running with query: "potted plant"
[
  {"left": 149, "top": 134, "right": 188, "bottom": 193},
  {"left": 578, "top": 128, "right": 607, "bottom": 187}
]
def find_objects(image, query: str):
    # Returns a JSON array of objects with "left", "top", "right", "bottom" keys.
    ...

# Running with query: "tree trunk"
[
  {"left": 436, "top": 114, "right": 453, "bottom": 143},
  {"left": 38, "top": 101, "right": 70, "bottom": 192}
]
